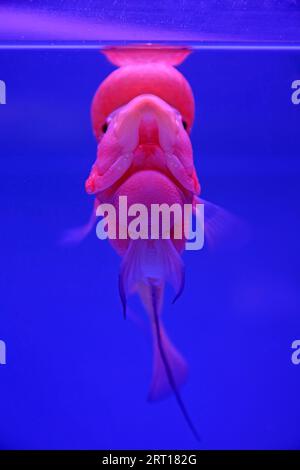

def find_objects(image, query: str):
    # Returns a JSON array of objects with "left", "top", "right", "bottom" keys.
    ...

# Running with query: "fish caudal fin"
[
  {"left": 149, "top": 306, "right": 188, "bottom": 402},
  {"left": 138, "top": 281, "right": 188, "bottom": 402},
  {"left": 147, "top": 281, "right": 200, "bottom": 441},
  {"left": 118, "top": 239, "right": 200, "bottom": 441}
]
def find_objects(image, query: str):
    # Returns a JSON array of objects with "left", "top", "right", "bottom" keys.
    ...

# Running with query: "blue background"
[{"left": 0, "top": 48, "right": 300, "bottom": 449}]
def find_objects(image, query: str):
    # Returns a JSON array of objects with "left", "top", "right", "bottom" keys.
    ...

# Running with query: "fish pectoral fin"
[
  {"left": 60, "top": 200, "right": 98, "bottom": 245},
  {"left": 166, "top": 154, "right": 198, "bottom": 193},
  {"left": 85, "top": 153, "right": 133, "bottom": 194},
  {"left": 194, "top": 196, "right": 250, "bottom": 250}
]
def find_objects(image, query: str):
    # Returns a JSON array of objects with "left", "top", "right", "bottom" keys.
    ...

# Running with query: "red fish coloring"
[{"left": 66, "top": 47, "right": 236, "bottom": 440}]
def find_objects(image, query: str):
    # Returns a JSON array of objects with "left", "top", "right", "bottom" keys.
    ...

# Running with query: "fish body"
[
  {"left": 64, "top": 48, "right": 245, "bottom": 441},
  {"left": 85, "top": 48, "right": 201, "bottom": 438}
]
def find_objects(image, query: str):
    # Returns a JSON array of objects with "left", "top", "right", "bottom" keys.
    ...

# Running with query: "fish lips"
[{"left": 111, "top": 94, "right": 181, "bottom": 155}]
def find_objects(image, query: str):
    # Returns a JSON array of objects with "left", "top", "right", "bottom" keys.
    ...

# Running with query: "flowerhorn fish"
[{"left": 65, "top": 47, "right": 242, "bottom": 440}]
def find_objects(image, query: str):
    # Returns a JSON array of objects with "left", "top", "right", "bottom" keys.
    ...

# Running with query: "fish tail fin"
[
  {"left": 138, "top": 280, "right": 188, "bottom": 402},
  {"left": 146, "top": 281, "right": 200, "bottom": 441},
  {"left": 150, "top": 318, "right": 188, "bottom": 401},
  {"left": 118, "top": 239, "right": 200, "bottom": 441}
]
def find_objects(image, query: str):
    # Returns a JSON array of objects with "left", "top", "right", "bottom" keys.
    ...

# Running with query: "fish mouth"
[
  {"left": 113, "top": 94, "right": 180, "bottom": 154},
  {"left": 86, "top": 94, "right": 197, "bottom": 196}
]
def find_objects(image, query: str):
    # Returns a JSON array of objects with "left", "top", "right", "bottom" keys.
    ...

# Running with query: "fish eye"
[
  {"left": 182, "top": 120, "right": 188, "bottom": 130},
  {"left": 102, "top": 122, "right": 109, "bottom": 133}
]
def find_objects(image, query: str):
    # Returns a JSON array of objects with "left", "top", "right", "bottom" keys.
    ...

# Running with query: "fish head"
[
  {"left": 91, "top": 62, "right": 195, "bottom": 141},
  {"left": 110, "top": 93, "right": 184, "bottom": 154},
  {"left": 86, "top": 94, "right": 200, "bottom": 196}
]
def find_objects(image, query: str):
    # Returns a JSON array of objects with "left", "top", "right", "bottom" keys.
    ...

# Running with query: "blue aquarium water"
[
  {"left": 0, "top": 46, "right": 300, "bottom": 450},
  {"left": 0, "top": 0, "right": 300, "bottom": 452}
]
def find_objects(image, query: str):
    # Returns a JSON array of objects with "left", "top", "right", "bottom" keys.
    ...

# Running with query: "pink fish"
[{"left": 66, "top": 47, "right": 243, "bottom": 440}]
